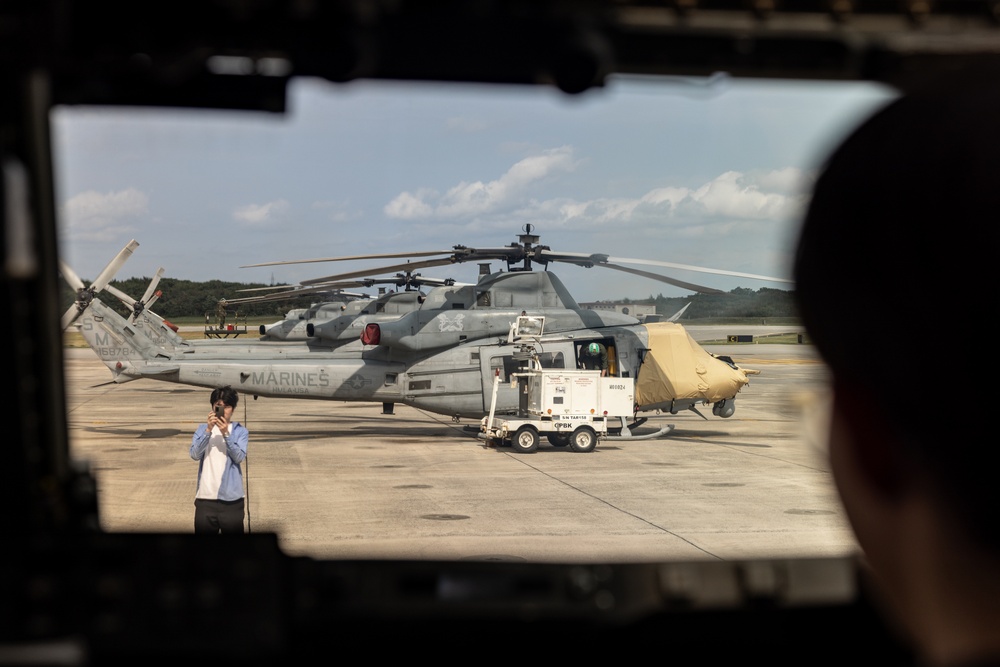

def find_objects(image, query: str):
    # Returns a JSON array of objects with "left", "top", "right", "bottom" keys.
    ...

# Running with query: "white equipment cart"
[{"left": 481, "top": 364, "right": 635, "bottom": 453}]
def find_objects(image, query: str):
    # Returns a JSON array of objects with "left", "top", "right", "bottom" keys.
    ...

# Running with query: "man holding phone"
[{"left": 189, "top": 385, "right": 249, "bottom": 534}]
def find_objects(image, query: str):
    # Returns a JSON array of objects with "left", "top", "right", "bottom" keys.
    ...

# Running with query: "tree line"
[
  {"left": 625, "top": 287, "right": 799, "bottom": 320},
  {"left": 63, "top": 276, "right": 799, "bottom": 321}
]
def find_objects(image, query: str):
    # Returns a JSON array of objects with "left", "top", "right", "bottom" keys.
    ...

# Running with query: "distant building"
[{"left": 579, "top": 301, "right": 657, "bottom": 319}]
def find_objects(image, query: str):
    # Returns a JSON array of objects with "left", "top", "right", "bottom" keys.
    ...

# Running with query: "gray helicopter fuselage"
[
  {"left": 306, "top": 290, "right": 427, "bottom": 342},
  {"left": 78, "top": 298, "right": 651, "bottom": 415},
  {"left": 81, "top": 270, "right": 639, "bottom": 365},
  {"left": 76, "top": 263, "right": 751, "bottom": 421},
  {"left": 368, "top": 271, "right": 638, "bottom": 353},
  {"left": 395, "top": 326, "right": 651, "bottom": 418},
  {"left": 260, "top": 301, "right": 351, "bottom": 340}
]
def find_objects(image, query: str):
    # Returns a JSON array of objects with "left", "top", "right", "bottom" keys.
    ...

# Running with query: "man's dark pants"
[{"left": 194, "top": 498, "right": 245, "bottom": 534}]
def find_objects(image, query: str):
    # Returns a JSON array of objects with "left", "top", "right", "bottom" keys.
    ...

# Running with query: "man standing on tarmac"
[{"left": 189, "top": 385, "right": 249, "bottom": 534}]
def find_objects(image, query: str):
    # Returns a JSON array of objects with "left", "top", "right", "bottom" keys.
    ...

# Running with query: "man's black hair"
[
  {"left": 210, "top": 385, "right": 239, "bottom": 408},
  {"left": 793, "top": 66, "right": 1000, "bottom": 550}
]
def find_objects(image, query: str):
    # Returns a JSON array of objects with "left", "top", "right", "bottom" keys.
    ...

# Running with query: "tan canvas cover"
[{"left": 635, "top": 322, "right": 749, "bottom": 407}]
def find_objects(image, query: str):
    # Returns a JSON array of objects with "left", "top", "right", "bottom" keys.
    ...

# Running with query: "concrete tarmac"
[{"left": 63, "top": 327, "right": 856, "bottom": 564}]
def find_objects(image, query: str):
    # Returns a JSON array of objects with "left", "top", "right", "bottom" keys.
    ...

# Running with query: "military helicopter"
[
  {"left": 69, "top": 227, "right": 787, "bottom": 433},
  {"left": 226, "top": 271, "right": 464, "bottom": 342}
]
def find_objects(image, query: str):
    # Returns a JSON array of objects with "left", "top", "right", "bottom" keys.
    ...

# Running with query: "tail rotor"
[{"left": 59, "top": 239, "right": 139, "bottom": 329}]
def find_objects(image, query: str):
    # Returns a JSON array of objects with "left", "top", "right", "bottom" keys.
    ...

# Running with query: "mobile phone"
[{"left": 214, "top": 405, "right": 225, "bottom": 419}]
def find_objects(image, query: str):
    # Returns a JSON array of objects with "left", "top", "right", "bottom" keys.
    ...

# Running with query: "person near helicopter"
[{"left": 579, "top": 341, "right": 609, "bottom": 376}]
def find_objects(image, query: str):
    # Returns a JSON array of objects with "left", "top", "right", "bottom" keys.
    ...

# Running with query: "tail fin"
[
  {"left": 667, "top": 302, "right": 691, "bottom": 322},
  {"left": 129, "top": 308, "right": 188, "bottom": 349},
  {"left": 76, "top": 298, "right": 178, "bottom": 383}
]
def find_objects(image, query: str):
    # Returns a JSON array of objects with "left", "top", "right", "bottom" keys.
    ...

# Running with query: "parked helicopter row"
[
  {"left": 63, "top": 227, "right": 788, "bottom": 434},
  {"left": 229, "top": 271, "right": 465, "bottom": 341}
]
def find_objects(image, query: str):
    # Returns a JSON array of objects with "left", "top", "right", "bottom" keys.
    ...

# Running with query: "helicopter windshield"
[{"left": 54, "top": 73, "right": 897, "bottom": 562}]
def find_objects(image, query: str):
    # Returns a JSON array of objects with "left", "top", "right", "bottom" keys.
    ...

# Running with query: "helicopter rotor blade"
[
  {"left": 535, "top": 248, "right": 789, "bottom": 292},
  {"left": 243, "top": 228, "right": 791, "bottom": 301},
  {"left": 139, "top": 267, "right": 164, "bottom": 305},
  {"left": 144, "top": 291, "right": 162, "bottom": 311},
  {"left": 236, "top": 284, "right": 303, "bottom": 294},
  {"left": 300, "top": 257, "right": 459, "bottom": 286},
  {"left": 605, "top": 256, "right": 792, "bottom": 285},
  {"left": 58, "top": 239, "right": 140, "bottom": 330},
  {"left": 229, "top": 268, "right": 462, "bottom": 305},
  {"left": 89, "top": 239, "right": 140, "bottom": 293},
  {"left": 60, "top": 305, "right": 83, "bottom": 330},
  {"left": 58, "top": 259, "right": 91, "bottom": 328},
  {"left": 103, "top": 284, "right": 145, "bottom": 322},
  {"left": 58, "top": 260, "right": 86, "bottom": 291},
  {"left": 104, "top": 284, "right": 137, "bottom": 308},
  {"left": 535, "top": 249, "right": 610, "bottom": 267},
  {"left": 597, "top": 262, "right": 725, "bottom": 295},
  {"left": 223, "top": 281, "right": 375, "bottom": 305},
  {"left": 104, "top": 272, "right": 164, "bottom": 322},
  {"left": 244, "top": 245, "right": 526, "bottom": 273},
  {"left": 240, "top": 249, "right": 455, "bottom": 268}
]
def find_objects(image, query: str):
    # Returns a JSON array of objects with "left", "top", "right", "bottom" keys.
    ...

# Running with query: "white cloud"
[
  {"left": 385, "top": 146, "right": 578, "bottom": 219},
  {"left": 552, "top": 169, "right": 807, "bottom": 231},
  {"left": 383, "top": 189, "right": 436, "bottom": 218},
  {"left": 232, "top": 199, "right": 290, "bottom": 225},
  {"left": 383, "top": 147, "right": 804, "bottom": 237},
  {"left": 749, "top": 167, "right": 810, "bottom": 194},
  {"left": 691, "top": 171, "right": 789, "bottom": 219},
  {"left": 62, "top": 188, "right": 149, "bottom": 241}
]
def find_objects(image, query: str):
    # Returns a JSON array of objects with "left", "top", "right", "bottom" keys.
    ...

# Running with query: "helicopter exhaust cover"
[{"left": 361, "top": 323, "right": 381, "bottom": 346}]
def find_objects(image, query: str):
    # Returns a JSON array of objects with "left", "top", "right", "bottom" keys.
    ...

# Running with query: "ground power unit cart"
[{"left": 480, "top": 366, "right": 636, "bottom": 453}]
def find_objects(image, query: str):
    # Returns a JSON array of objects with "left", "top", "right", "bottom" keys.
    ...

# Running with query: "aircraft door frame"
[
  {"left": 479, "top": 345, "right": 570, "bottom": 414},
  {"left": 481, "top": 353, "right": 520, "bottom": 415},
  {"left": 575, "top": 337, "right": 618, "bottom": 376}
]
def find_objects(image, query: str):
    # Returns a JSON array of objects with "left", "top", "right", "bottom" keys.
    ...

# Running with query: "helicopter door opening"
[{"left": 577, "top": 338, "right": 617, "bottom": 376}]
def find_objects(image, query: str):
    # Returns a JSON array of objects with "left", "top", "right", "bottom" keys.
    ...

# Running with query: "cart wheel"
[
  {"left": 569, "top": 425, "right": 598, "bottom": 453},
  {"left": 547, "top": 433, "right": 570, "bottom": 447},
  {"left": 512, "top": 425, "right": 539, "bottom": 453}
]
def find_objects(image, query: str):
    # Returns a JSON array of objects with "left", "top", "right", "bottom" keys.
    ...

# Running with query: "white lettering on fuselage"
[{"left": 250, "top": 370, "right": 331, "bottom": 389}]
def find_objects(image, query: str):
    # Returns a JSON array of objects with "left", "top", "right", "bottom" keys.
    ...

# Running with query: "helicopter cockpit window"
[
  {"left": 491, "top": 351, "right": 565, "bottom": 381},
  {"left": 54, "top": 72, "right": 896, "bottom": 562},
  {"left": 536, "top": 352, "right": 564, "bottom": 369},
  {"left": 489, "top": 355, "right": 515, "bottom": 383}
]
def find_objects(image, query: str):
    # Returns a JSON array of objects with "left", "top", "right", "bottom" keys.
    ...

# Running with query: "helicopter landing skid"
[{"left": 604, "top": 424, "right": 675, "bottom": 441}]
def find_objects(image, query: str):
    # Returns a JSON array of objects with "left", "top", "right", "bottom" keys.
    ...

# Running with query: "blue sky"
[{"left": 52, "top": 74, "right": 896, "bottom": 303}]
